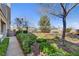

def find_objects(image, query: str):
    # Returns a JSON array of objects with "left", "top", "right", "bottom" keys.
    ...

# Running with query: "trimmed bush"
[{"left": 0, "top": 37, "right": 9, "bottom": 56}]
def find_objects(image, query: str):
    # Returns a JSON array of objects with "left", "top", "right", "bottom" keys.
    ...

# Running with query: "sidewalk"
[{"left": 6, "top": 36, "right": 24, "bottom": 56}]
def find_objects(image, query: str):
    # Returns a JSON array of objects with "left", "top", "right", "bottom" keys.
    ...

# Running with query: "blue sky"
[{"left": 11, "top": 3, "right": 79, "bottom": 29}]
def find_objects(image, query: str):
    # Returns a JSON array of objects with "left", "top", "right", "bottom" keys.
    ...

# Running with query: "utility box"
[{"left": 32, "top": 42, "right": 40, "bottom": 56}]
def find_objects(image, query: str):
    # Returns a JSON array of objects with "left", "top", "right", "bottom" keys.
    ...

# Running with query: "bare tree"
[
  {"left": 16, "top": 17, "right": 28, "bottom": 32},
  {"left": 16, "top": 18, "right": 23, "bottom": 31},
  {"left": 39, "top": 3, "right": 78, "bottom": 45}
]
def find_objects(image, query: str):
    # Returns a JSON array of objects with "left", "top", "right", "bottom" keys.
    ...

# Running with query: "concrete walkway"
[{"left": 6, "top": 36, "right": 24, "bottom": 56}]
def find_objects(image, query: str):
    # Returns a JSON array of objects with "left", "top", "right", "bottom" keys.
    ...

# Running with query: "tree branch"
[
  {"left": 60, "top": 3, "right": 67, "bottom": 15},
  {"left": 67, "top": 3, "right": 79, "bottom": 15},
  {"left": 50, "top": 12, "right": 63, "bottom": 18}
]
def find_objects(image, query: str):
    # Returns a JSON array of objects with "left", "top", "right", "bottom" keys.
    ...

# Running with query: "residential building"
[{"left": 0, "top": 4, "right": 10, "bottom": 37}]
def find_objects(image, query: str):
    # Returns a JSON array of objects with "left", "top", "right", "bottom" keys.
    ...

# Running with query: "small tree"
[{"left": 39, "top": 15, "right": 51, "bottom": 33}]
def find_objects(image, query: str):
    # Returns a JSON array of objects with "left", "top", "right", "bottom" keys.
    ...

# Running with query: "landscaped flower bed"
[
  {"left": 37, "top": 38, "right": 71, "bottom": 56},
  {"left": 16, "top": 32, "right": 37, "bottom": 55},
  {"left": 16, "top": 32, "right": 72, "bottom": 56},
  {"left": 0, "top": 37, "right": 9, "bottom": 56}
]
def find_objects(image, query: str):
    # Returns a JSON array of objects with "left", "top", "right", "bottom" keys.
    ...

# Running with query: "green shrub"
[
  {"left": 16, "top": 30, "right": 22, "bottom": 35},
  {"left": 22, "top": 42, "right": 31, "bottom": 54},
  {"left": 16, "top": 33, "right": 37, "bottom": 55},
  {"left": 36, "top": 38, "right": 47, "bottom": 43},
  {"left": 0, "top": 37, "right": 9, "bottom": 56},
  {"left": 38, "top": 39, "right": 71, "bottom": 56},
  {"left": 40, "top": 41, "right": 50, "bottom": 52},
  {"left": 16, "top": 30, "right": 28, "bottom": 35},
  {"left": 49, "top": 43, "right": 71, "bottom": 56}
]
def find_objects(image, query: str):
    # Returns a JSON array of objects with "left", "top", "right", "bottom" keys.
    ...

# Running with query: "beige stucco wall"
[
  {"left": 0, "top": 10, "right": 6, "bottom": 23},
  {"left": 0, "top": 10, "right": 7, "bottom": 35},
  {"left": 0, "top": 4, "right": 10, "bottom": 36},
  {"left": 6, "top": 5, "right": 11, "bottom": 30}
]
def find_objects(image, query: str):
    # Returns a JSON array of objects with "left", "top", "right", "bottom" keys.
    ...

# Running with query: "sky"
[{"left": 11, "top": 3, "right": 79, "bottom": 29}]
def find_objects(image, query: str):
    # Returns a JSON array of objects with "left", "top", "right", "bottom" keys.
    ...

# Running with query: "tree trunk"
[
  {"left": 61, "top": 17, "right": 66, "bottom": 45},
  {"left": 27, "top": 27, "right": 28, "bottom": 33}
]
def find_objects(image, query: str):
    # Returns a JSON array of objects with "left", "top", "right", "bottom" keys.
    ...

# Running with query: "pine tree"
[{"left": 39, "top": 16, "right": 51, "bottom": 33}]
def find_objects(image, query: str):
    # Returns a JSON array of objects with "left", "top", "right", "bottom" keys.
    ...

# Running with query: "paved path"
[{"left": 6, "top": 36, "right": 24, "bottom": 56}]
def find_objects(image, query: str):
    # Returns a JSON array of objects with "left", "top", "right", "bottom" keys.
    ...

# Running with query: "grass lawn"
[
  {"left": 34, "top": 33, "right": 57, "bottom": 39},
  {"left": 34, "top": 33, "right": 79, "bottom": 43}
]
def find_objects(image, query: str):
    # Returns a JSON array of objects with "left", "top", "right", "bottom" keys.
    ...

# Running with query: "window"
[{"left": 1, "top": 20, "right": 6, "bottom": 34}]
